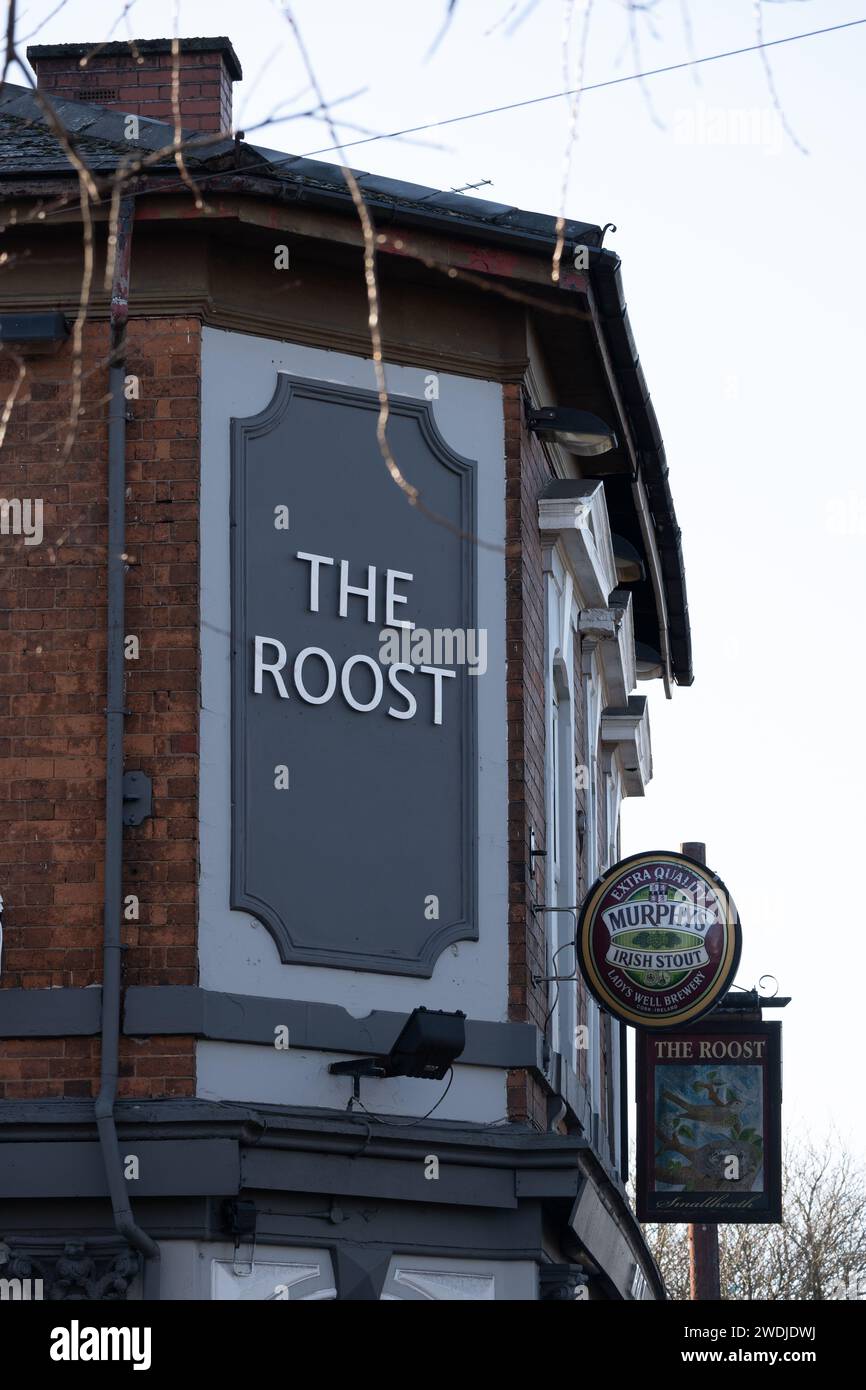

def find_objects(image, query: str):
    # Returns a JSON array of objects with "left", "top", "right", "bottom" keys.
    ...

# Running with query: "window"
[{"left": 547, "top": 663, "right": 576, "bottom": 1068}]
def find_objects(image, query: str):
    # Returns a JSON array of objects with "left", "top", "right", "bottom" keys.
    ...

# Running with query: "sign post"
[
  {"left": 682, "top": 842, "right": 720, "bottom": 1302},
  {"left": 689, "top": 1221, "right": 720, "bottom": 1302}
]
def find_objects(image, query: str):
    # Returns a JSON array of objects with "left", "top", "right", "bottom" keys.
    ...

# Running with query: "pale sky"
[{"left": 17, "top": 0, "right": 866, "bottom": 1154}]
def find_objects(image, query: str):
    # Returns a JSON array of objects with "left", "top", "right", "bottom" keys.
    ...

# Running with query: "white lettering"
[
  {"left": 254, "top": 636, "right": 290, "bottom": 698},
  {"left": 420, "top": 665, "right": 456, "bottom": 726},
  {"left": 385, "top": 568, "right": 415, "bottom": 629},
  {"left": 339, "top": 560, "right": 377, "bottom": 623},
  {"left": 296, "top": 552, "right": 334, "bottom": 612},
  {"left": 386, "top": 663, "right": 417, "bottom": 720},
  {"left": 341, "top": 654, "right": 384, "bottom": 712},
  {"left": 293, "top": 646, "right": 337, "bottom": 705}
]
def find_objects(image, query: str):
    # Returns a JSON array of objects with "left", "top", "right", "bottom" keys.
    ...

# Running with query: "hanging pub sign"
[
  {"left": 576, "top": 850, "right": 741, "bottom": 1029},
  {"left": 636, "top": 1019, "right": 782, "bottom": 1223},
  {"left": 230, "top": 373, "right": 478, "bottom": 976}
]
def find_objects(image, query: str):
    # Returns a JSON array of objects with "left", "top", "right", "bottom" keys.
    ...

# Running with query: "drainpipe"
[{"left": 95, "top": 194, "right": 161, "bottom": 1299}]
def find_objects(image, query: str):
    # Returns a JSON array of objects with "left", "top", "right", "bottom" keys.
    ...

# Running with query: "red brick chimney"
[{"left": 27, "top": 37, "right": 242, "bottom": 134}]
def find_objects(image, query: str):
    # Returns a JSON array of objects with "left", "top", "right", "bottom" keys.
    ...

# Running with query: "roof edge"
[{"left": 589, "top": 247, "right": 693, "bottom": 688}]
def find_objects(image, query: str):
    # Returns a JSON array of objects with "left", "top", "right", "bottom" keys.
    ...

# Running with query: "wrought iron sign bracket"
[{"left": 530, "top": 905, "right": 578, "bottom": 985}]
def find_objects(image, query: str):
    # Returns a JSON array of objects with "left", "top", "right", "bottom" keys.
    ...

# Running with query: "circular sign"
[{"left": 577, "top": 851, "right": 741, "bottom": 1029}]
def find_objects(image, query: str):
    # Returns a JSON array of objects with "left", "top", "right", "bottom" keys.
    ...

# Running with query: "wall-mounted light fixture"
[
  {"left": 0, "top": 311, "right": 69, "bottom": 356},
  {"left": 329, "top": 1006, "right": 466, "bottom": 1107},
  {"left": 527, "top": 406, "right": 618, "bottom": 458},
  {"left": 635, "top": 641, "right": 665, "bottom": 680},
  {"left": 611, "top": 534, "right": 646, "bottom": 584}
]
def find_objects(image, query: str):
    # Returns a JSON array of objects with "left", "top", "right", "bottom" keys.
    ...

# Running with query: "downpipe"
[{"left": 96, "top": 197, "right": 161, "bottom": 1299}]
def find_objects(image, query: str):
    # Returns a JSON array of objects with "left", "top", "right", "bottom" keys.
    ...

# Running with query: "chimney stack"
[{"left": 27, "top": 37, "right": 242, "bottom": 134}]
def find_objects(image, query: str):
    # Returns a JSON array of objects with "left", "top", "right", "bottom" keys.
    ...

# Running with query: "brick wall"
[
  {"left": 505, "top": 384, "right": 604, "bottom": 1131},
  {"left": 0, "top": 316, "right": 199, "bottom": 1099},
  {"left": 572, "top": 636, "right": 591, "bottom": 1092},
  {"left": 28, "top": 43, "right": 237, "bottom": 134},
  {"left": 505, "top": 381, "right": 552, "bottom": 1132}
]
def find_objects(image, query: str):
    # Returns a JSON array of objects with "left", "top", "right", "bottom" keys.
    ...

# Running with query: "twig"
[
  {"left": 552, "top": 0, "right": 595, "bottom": 285},
  {"left": 754, "top": 0, "right": 809, "bottom": 155},
  {"left": 171, "top": 22, "right": 206, "bottom": 208}
]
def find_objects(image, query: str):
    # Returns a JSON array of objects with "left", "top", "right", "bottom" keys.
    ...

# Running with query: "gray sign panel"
[{"left": 231, "top": 374, "right": 477, "bottom": 975}]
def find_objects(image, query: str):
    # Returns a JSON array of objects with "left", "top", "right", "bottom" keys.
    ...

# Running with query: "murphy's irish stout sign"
[
  {"left": 231, "top": 374, "right": 477, "bottom": 975},
  {"left": 577, "top": 851, "right": 741, "bottom": 1028},
  {"left": 636, "top": 1020, "right": 782, "bottom": 1223}
]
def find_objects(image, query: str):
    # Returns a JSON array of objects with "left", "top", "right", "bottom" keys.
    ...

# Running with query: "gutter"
[
  {"left": 632, "top": 472, "right": 673, "bottom": 697},
  {"left": 95, "top": 193, "right": 161, "bottom": 1299},
  {"left": 587, "top": 247, "right": 693, "bottom": 687}
]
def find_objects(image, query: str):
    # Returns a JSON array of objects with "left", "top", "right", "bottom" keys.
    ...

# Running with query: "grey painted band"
[
  {"left": 0, "top": 988, "right": 102, "bottom": 1037},
  {"left": 1, "top": 1139, "right": 238, "bottom": 1200},
  {"left": 0, "top": 985, "right": 541, "bottom": 1069},
  {"left": 0, "top": 1099, "right": 663, "bottom": 1296},
  {"left": 124, "top": 986, "right": 541, "bottom": 1069}
]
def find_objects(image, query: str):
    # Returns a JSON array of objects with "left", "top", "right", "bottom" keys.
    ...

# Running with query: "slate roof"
[
  {"left": 0, "top": 83, "right": 235, "bottom": 173},
  {"left": 0, "top": 82, "right": 603, "bottom": 250}
]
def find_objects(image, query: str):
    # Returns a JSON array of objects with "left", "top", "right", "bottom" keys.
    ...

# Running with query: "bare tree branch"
[
  {"left": 644, "top": 1135, "right": 866, "bottom": 1300},
  {"left": 170, "top": 30, "right": 205, "bottom": 209},
  {"left": 754, "top": 0, "right": 809, "bottom": 154},
  {"left": 552, "top": 0, "right": 595, "bottom": 285}
]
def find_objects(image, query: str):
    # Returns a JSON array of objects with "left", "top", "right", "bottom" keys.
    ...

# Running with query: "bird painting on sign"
[
  {"left": 654, "top": 1065, "right": 765, "bottom": 1194},
  {"left": 636, "top": 1020, "right": 782, "bottom": 1224}
]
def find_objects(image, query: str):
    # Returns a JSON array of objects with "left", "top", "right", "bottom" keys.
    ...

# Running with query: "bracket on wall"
[
  {"left": 223, "top": 1198, "right": 257, "bottom": 1277},
  {"left": 122, "top": 771, "right": 152, "bottom": 827},
  {"left": 329, "top": 1056, "right": 387, "bottom": 1109},
  {"left": 530, "top": 906, "right": 579, "bottom": 985},
  {"left": 528, "top": 826, "right": 547, "bottom": 880},
  {"left": 576, "top": 808, "right": 586, "bottom": 855}
]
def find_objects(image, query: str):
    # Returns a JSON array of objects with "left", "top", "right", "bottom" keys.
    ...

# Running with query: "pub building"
[{"left": 0, "top": 37, "right": 692, "bottom": 1301}]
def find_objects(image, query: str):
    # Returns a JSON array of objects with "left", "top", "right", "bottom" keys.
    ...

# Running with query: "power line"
[
  {"left": 14, "top": 11, "right": 864, "bottom": 223},
  {"left": 294, "top": 15, "right": 866, "bottom": 161}
]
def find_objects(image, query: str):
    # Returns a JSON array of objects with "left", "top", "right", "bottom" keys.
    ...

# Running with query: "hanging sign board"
[
  {"left": 636, "top": 1019, "right": 782, "bottom": 1224},
  {"left": 576, "top": 850, "right": 741, "bottom": 1029}
]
